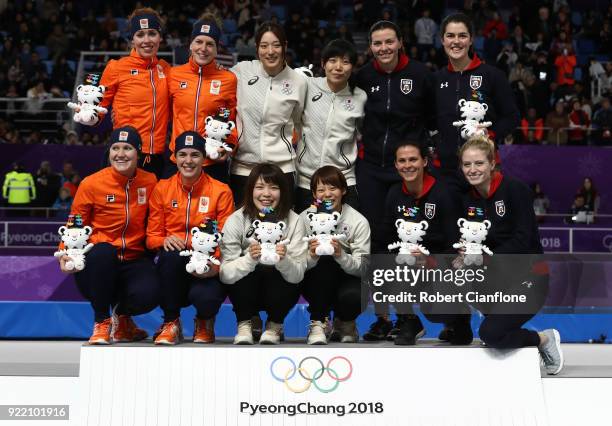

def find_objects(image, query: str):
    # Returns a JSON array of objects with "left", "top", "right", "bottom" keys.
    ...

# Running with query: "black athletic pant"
[
  {"left": 226, "top": 265, "right": 300, "bottom": 323},
  {"left": 74, "top": 243, "right": 160, "bottom": 323},
  {"left": 230, "top": 172, "right": 295, "bottom": 208},
  {"left": 157, "top": 250, "right": 227, "bottom": 322},
  {"left": 294, "top": 185, "right": 360, "bottom": 213},
  {"left": 300, "top": 256, "right": 362, "bottom": 322},
  {"left": 424, "top": 274, "right": 549, "bottom": 349},
  {"left": 355, "top": 160, "right": 401, "bottom": 253}
]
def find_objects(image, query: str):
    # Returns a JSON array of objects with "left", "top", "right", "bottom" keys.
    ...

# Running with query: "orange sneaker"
[
  {"left": 193, "top": 318, "right": 215, "bottom": 343},
  {"left": 89, "top": 318, "right": 113, "bottom": 345},
  {"left": 154, "top": 319, "right": 183, "bottom": 345},
  {"left": 112, "top": 315, "right": 148, "bottom": 342}
]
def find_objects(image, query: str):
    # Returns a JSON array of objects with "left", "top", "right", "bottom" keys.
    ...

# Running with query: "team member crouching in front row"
[
  {"left": 299, "top": 166, "right": 370, "bottom": 344},
  {"left": 147, "top": 132, "right": 234, "bottom": 345},
  {"left": 58, "top": 126, "right": 160, "bottom": 344},
  {"left": 220, "top": 163, "right": 307, "bottom": 345},
  {"left": 437, "top": 136, "right": 562, "bottom": 374}
]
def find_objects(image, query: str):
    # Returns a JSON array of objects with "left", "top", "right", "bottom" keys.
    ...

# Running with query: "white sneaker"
[
  {"left": 337, "top": 319, "right": 359, "bottom": 343},
  {"left": 234, "top": 320, "right": 254, "bottom": 345},
  {"left": 307, "top": 320, "right": 328, "bottom": 345},
  {"left": 538, "top": 329, "right": 564, "bottom": 375},
  {"left": 260, "top": 321, "right": 283, "bottom": 345}
]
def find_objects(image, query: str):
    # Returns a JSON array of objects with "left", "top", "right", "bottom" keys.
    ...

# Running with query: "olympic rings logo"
[{"left": 269, "top": 356, "right": 353, "bottom": 393}]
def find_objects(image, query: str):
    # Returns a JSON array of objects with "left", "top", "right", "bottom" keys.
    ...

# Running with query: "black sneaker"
[
  {"left": 394, "top": 316, "right": 425, "bottom": 346},
  {"left": 362, "top": 317, "right": 393, "bottom": 341},
  {"left": 448, "top": 320, "right": 474, "bottom": 346},
  {"left": 438, "top": 325, "right": 453, "bottom": 342},
  {"left": 386, "top": 315, "right": 407, "bottom": 341}
]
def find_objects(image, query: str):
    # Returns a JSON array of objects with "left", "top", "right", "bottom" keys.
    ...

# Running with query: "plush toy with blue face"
[
  {"left": 302, "top": 199, "right": 346, "bottom": 256},
  {"left": 247, "top": 208, "right": 289, "bottom": 265},
  {"left": 67, "top": 80, "right": 108, "bottom": 126},
  {"left": 54, "top": 214, "right": 94, "bottom": 271},
  {"left": 204, "top": 109, "right": 235, "bottom": 160},
  {"left": 453, "top": 207, "right": 493, "bottom": 267},
  {"left": 180, "top": 219, "right": 222, "bottom": 274}
]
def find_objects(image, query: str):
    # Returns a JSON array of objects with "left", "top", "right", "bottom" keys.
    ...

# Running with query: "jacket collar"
[
  {"left": 128, "top": 48, "right": 159, "bottom": 68},
  {"left": 447, "top": 54, "right": 482, "bottom": 72},
  {"left": 176, "top": 170, "right": 208, "bottom": 193},
  {"left": 373, "top": 53, "right": 409, "bottom": 74},
  {"left": 110, "top": 166, "right": 136, "bottom": 185},
  {"left": 188, "top": 56, "right": 217, "bottom": 74},
  {"left": 471, "top": 171, "right": 503, "bottom": 199},
  {"left": 401, "top": 172, "right": 436, "bottom": 199}
]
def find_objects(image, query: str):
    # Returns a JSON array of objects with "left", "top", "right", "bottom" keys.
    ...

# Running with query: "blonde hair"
[
  {"left": 458, "top": 136, "right": 496, "bottom": 163},
  {"left": 198, "top": 12, "right": 223, "bottom": 29}
]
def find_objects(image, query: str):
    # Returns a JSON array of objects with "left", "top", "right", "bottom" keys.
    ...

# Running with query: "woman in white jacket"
[
  {"left": 299, "top": 166, "right": 371, "bottom": 344},
  {"left": 220, "top": 163, "right": 307, "bottom": 344},
  {"left": 230, "top": 22, "right": 307, "bottom": 205},
  {"left": 295, "top": 39, "right": 367, "bottom": 212}
]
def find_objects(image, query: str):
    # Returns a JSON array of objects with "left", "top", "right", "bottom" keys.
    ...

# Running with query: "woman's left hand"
[
  {"left": 331, "top": 239, "right": 342, "bottom": 258},
  {"left": 190, "top": 263, "right": 219, "bottom": 279},
  {"left": 214, "top": 148, "right": 229, "bottom": 162},
  {"left": 276, "top": 243, "right": 287, "bottom": 260}
]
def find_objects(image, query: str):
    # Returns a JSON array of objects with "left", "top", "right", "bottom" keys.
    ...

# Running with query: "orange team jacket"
[
  {"left": 146, "top": 172, "right": 234, "bottom": 256},
  {"left": 99, "top": 49, "right": 171, "bottom": 155},
  {"left": 68, "top": 167, "right": 158, "bottom": 261},
  {"left": 168, "top": 58, "right": 238, "bottom": 165}
]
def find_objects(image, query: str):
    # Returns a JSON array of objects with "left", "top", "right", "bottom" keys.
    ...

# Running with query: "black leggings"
[
  {"left": 424, "top": 274, "right": 549, "bottom": 349},
  {"left": 226, "top": 265, "right": 300, "bottom": 323},
  {"left": 300, "top": 256, "right": 362, "bottom": 322},
  {"left": 157, "top": 250, "right": 227, "bottom": 321},
  {"left": 74, "top": 243, "right": 160, "bottom": 322}
]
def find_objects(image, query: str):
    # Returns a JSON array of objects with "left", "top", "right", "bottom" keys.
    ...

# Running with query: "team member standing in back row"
[
  {"left": 57, "top": 127, "right": 160, "bottom": 345},
  {"left": 147, "top": 132, "right": 234, "bottom": 345},
  {"left": 294, "top": 39, "right": 367, "bottom": 212},
  {"left": 230, "top": 22, "right": 307, "bottom": 205},
  {"left": 354, "top": 20, "right": 436, "bottom": 255},
  {"left": 166, "top": 14, "right": 238, "bottom": 182},
  {"left": 77, "top": 7, "right": 171, "bottom": 178},
  {"left": 434, "top": 13, "right": 519, "bottom": 195}
]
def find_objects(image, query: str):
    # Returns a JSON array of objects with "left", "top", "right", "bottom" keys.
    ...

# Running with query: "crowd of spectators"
[{"left": 0, "top": 0, "right": 611, "bottom": 146}]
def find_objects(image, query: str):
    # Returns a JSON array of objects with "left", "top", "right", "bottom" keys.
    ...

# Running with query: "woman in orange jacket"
[
  {"left": 147, "top": 131, "right": 234, "bottom": 345},
  {"left": 166, "top": 14, "right": 238, "bottom": 183},
  {"left": 57, "top": 126, "right": 160, "bottom": 345},
  {"left": 79, "top": 7, "right": 171, "bottom": 178}
]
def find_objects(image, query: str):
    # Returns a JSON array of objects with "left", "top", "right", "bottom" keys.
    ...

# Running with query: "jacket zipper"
[
  {"left": 120, "top": 180, "right": 131, "bottom": 261},
  {"left": 184, "top": 188, "right": 193, "bottom": 244},
  {"left": 148, "top": 61, "right": 157, "bottom": 154},
  {"left": 258, "top": 75, "right": 271, "bottom": 162},
  {"left": 456, "top": 72, "right": 462, "bottom": 147},
  {"left": 320, "top": 93, "right": 334, "bottom": 168},
  {"left": 339, "top": 141, "right": 350, "bottom": 168},
  {"left": 298, "top": 133, "right": 307, "bottom": 163},
  {"left": 381, "top": 76, "right": 391, "bottom": 167},
  {"left": 193, "top": 66, "right": 203, "bottom": 131}
]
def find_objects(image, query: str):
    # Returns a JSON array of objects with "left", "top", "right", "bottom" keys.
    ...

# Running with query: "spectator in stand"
[
  {"left": 532, "top": 183, "right": 550, "bottom": 222},
  {"left": 25, "top": 81, "right": 50, "bottom": 114},
  {"left": 46, "top": 24, "right": 69, "bottom": 61},
  {"left": 592, "top": 97, "right": 612, "bottom": 146},
  {"left": 545, "top": 100, "right": 570, "bottom": 145},
  {"left": 63, "top": 174, "right": 80, "bottom": 198},
  {"left": 2, "top": 162, "right": 36, "bottom": 216},
  {"left": 483, "top": 10, "right": 509, "bottom": 40},
  {"left": 577, "top": 177, "right": 600, "bottom": 214},
  {"left": 521, "top": 108, "right": 544, "bottom": 143},
  {"left": 51, "top": 55, "right": 76, "bottom": 93},
  {"left": 568, "top": 99, "right": 591, "bottom": 145},
  {"left": 60, "top": 160, "right": 75, "bottom": 186},
  {"left": 554, "top": 47, "right": 577, "bottom": 95},
  {"left": 414, "top": 9, "right": 437, "bottom": 61},
  {"left": 509, "top": 25, "right": 528, "bottom": 56},
  {"left": 550, "top": 31, "right": 574, "bottom": 59},
  {"left": 567, "top": 194, "right": 591, "bottom": 224},
  {"left": 496, "top": 42, "right": 517, "bottom": 76},
  {"left": 35, "top": 160, "right": 61, "bottom": 208},
  {"left": 64, "top": 130, "right": 80, "bottom": 146},
  {"left": 52, "top": 187, "right": 73, "bottom": 221}
]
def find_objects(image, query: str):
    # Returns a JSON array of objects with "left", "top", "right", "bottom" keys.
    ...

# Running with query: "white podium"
[{"left": 78, "top": 342, "right": 549, "bottom": 426}]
